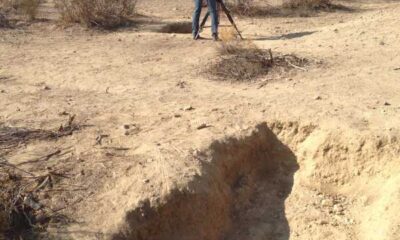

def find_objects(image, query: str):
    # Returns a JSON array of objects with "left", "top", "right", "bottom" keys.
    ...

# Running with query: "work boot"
[{"left": 212, "top": 33, "right": 219, "bottom": 41}]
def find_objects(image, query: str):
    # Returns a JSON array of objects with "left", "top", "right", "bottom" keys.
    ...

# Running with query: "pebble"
[
  {"left": 383, "top": 101, "right": 391, "bottom": 106},
  {"left": 333, "top": 204, "right": 344, "bottom": 214},
  {"left": 321, "top": 199, "right": 334, "bottom": 207},
  {"left": 197, "top": 123, "right": 208, "bottom": 130},
  {"left": 318, "top": 220, "right": 329, "bottom": 225},
  {"left": 0, "top": 89, "right": 5, "bottom": 93},
  {"left": 314, "top": 95, "right": 322, "bottom": 100},
  {"left": 43, "top": 86, "right": 51, "bottom": 90},
  {"left": 184, "top": 105, "right": 194, "bottom": 111}
]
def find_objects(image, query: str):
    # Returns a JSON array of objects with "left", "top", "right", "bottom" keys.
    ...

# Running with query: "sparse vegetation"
[
  {"left": 225, "top": 0, "right": 347, "bottom": 17},
  {"left": 225, "top": 0, "right": 256, "bottom": 16},
  {"left": 283, "top": 0, "right": 332, "bottom": 10},
  {"left": 55, "top": 0, "right": 137, "bottom": 29}
]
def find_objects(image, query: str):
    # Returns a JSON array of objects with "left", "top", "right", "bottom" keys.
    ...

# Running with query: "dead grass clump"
[
  {"left": 0, "top": 170, "right": 37, "bottom": 239},
  {"left": 206, "top": 41, "right": 308, "bottom": 81},
  {"left": 0, "top": 115, "right": 79, "bottom": 152},
  {"left": 0, "top": 165, "right": 73, "bottom": 239},
  {"left": 208, "top": 41, "right": 273, "bottom": 81},
  {"left": 55, "top": 0, "right": 137, "bottom": 29}
]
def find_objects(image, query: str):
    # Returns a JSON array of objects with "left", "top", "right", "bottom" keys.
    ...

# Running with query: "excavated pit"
[
  {"left": 112, "top": 123, "right": 298, "bottom": 240},
  {"left": 150, "top": 22, "right": 193, "bottom": 34}
]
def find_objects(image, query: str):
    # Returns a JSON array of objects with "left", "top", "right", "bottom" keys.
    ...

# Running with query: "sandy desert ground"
[{"left": 1, "top": 0, "right": 400, "bottom": 239}]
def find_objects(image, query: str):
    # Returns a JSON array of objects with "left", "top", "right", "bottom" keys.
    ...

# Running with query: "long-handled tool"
[{"left": 196, "top": 0, "right": 244, "bottom": 40}]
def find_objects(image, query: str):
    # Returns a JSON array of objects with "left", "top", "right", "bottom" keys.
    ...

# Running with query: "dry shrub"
[
  {"left": 55, "top": 0, "right": 137, "bottom": 29},
  {"left": 0, "top": 12, "right": 9, "bottom": 27},
  {"left": 283, "top": 0, "right": 332, "bottom": 10},
  {"left": 0, "top": 0, "right": 40, "bottom": 20},
  {"left": 225, "top": 0, "right": 256, "bottom": 16},
  {"left": 17, "top": 0, "right": 40, "bottom": 20},
  {"left": 208, "top": 40, "right": 273, "bottom": 81},
  {"left": 207, "top": 40, "right": 308, "bottom": 81}
]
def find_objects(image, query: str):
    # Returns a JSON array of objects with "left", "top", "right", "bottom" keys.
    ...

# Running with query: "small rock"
[
  {"left": 321, "top": 198, "right": 334, "bottom": 207},
  {"left": 318, "top": 220, "right": 329, "bottom": 225},
  {"left": 184, "top": 105, "right": 194, "bottom": 111},
  {"left": 333, "top": 204, "right": 344, "bottom": 214},
  {"left": 383, "top": 101, "right": 391, "bottom": 106},
  {"left": 123, "top": 124, "right": 130, "bottom": 129},
  {"left": 176, "top": 81, "right": 186, "bottom": 88},
  {"left": 58, "top": 111, "right": 69, "bottom": 116},
  {"left": 314, "top": 95, "right": 322, "bottom": 100},
  {"left": 144, "top": 179, "right": 150, "bottom": 184},
  {"left": 345, "top": 218, "right": 355, "bottom": 225},
  {"left": 197, "top": 123, "right": 209, "bottom": 130},
  {"left": 0, "top": 89, "right": 5, "bottom": 93},
  {"left": 43, "top": 86, "right": 51, "bottom": 90},
  {"left": 23, "top": 195, "right": 41, "bottom": 210},
  {"left": 174, "top": 113, "right": 182, "bottom": 118},
  {"left": 379, "top": 41, "right": 385, "bottom": 46}
]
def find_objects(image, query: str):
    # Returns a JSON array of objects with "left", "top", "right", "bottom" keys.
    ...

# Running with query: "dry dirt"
[{"left": 1, "top": 0, "right": 400, "bottom": 239}]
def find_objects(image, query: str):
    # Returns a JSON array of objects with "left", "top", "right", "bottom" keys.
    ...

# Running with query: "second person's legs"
[
  {"left": 207, "top": 0, "right": 219, "bottom": 38},
  {"left": 192, "top": 0, "right": 202, "bottom": 39}
]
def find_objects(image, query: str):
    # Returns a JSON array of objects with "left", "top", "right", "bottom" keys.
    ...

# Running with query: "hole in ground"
[
  {"left": 112, "top": 123, "right": 298, "bottom": 240},
  {"left": 152, "top": 22, "right": 192, "bottom": 34}
]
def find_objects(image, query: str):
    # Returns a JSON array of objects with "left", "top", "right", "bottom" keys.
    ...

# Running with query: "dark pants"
[{"left": 192, "top": 0, "right": 219, "bottom": 37}]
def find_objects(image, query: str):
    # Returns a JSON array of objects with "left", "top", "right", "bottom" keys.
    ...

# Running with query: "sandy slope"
[{"left": 0, "top": 0, "right": 399, "bottom": 239}]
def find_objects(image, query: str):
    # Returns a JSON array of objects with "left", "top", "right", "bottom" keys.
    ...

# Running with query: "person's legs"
[
  {"left": 192, "top": 0, "right": 202, "bottom": 39},
  {"left": 207, "top": 0, "right": 219, "bottom": 39}
]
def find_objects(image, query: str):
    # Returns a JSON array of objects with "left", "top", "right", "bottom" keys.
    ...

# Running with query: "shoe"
[{"left": 212, "top": 33, "right": 219, "bottom": 41}]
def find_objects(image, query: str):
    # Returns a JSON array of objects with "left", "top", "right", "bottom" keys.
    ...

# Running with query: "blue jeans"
[{"left": 192, "top": 0, "right": 218, "bottom": 37}]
